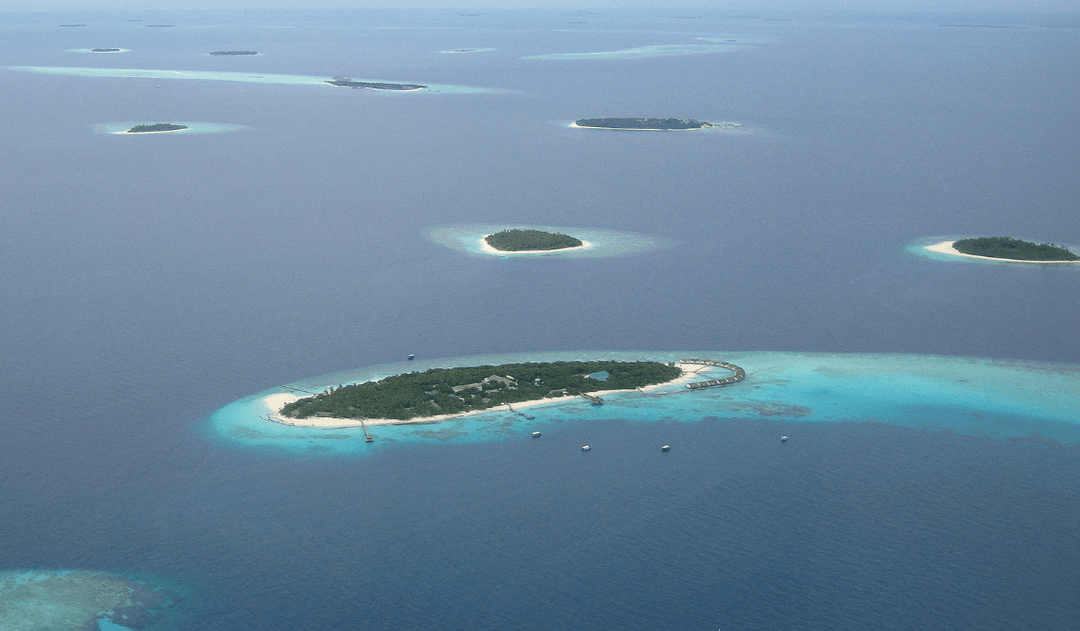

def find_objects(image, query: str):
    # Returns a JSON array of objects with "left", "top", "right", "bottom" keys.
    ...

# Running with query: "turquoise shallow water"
[
  {"left": 6, "top": 66, "right": 500, "bottom": 94},
  {"left": 206, "top": 351, "right": 1080, "bottom": 456},
  {"left": 522, "top": 35, "right": 765, "bottom": 61},
  {"left": 424, "top": 224, "right": 671, "bottom": 258}
]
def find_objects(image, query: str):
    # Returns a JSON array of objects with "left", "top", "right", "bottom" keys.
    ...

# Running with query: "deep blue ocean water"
[{"left": 1, "top": 9, "right": 1078, "bottom": 630}]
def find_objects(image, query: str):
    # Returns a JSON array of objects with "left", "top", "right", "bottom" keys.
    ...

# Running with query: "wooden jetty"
[{"left": 681, "top": 359, "right": 746, "bottom": 389}]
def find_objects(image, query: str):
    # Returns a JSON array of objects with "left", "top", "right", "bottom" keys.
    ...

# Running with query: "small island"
[
  {"left": 277, "top": 360, "right": 684, "bottom": 424},
  {"left": 928, "top": 236, "right": 1079, "bottom": 263},
  {"left": 484, "top": 229, "right": 584, "bottom": 252},
  {"left": 210, "top": 50, "right": 258, "bottom": 55},
  {"left": 326, "top": 76, "right": 426, "bottom": 91},
  {"left": 91, "top": 48, "right": 122, "bottom": 53},
  {"left": 126, "top": 123, "right": 188, "bottom": 133},
  {"left": 574, "top": 117, "right": 712, "bottom": 131}
]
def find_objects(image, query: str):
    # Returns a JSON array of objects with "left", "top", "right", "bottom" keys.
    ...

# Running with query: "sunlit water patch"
[
  {"left": 204, "top": 351, "right": 1080, "bottom": 457},
  {"left": 0, "top": 569, "right": 188, "bottom": 631},
  {"left": 425, "top": 223, "right": 670, "bottom": 258},
  {"left": 5, "top": 66, "right": 501, "bottom": 94},
  {"left": 92, "top": 122, "right": 248, "bottom": 135}
]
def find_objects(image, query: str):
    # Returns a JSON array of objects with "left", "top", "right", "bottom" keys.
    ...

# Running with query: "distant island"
[
  {"left": 146, "top": 24, "right": 175, "bottom": 28},
  {"left": 574, "top": 117, "right": 712, "bottom": 130},
  {"left": 58, "top": 24, "right": 87, "bottom": 27},
  {"left": 326, "top": 76, "right": 425, "bottom": 91},
  {"left": 126, "top": 123, "right": 188, "bottom": 133},
  {"left": 278, "top": 361, "right": 683, "bottom": 422},
  {"left": 485, "top": 229, "right": 584, "bottom": 252},
  {"left": 91, "top": 48, "right": 122, "bottom": 52},
  {"left": 952, "top": 237, "right": 1079, "bottom": 262},
  {"left": 210, "top": 50, "right": 258, "bottom": 55}
]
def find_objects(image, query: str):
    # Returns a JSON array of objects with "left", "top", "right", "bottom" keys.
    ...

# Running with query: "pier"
[
  {"left": 579, "top": 393, "right": 604, "bottom": 405},
  {"left": 681, "top": 359, "right": 746, "bottom": 389}
]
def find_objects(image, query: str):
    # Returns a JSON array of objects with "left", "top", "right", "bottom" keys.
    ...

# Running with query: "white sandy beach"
[
  {"left": 480, "top": 235, "right": 593, "bottom": 255},
  {"left": 568, "top": 122, "right": 712, "bottom": 131},
  {"left": 264, "top": 361, "right": 722, "bottom": 428},
  {"left": 116, "top": 128, "right": 188, "bottom": 135},
  {"left": 925, "top": 240, "right": 1080, "bottom": 264}
]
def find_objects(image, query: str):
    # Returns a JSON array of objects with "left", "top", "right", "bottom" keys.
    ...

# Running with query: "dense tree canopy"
[
  {"left": 326, "top": 77, "right": 425, "bottom": 91},
  {"left": 280, "top": 361, "right": 682, "bottom": 421},
  {"left": 953, "top": 237, "right": 1078, "bottom": 261},
  {"left": 127, "top": 123, "right": 187, "bottom": 133},
  {"left": 485, "top": 229, "right": 583, "bottom": 251}
]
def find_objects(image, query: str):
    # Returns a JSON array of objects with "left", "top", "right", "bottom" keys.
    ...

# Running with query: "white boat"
[
  {"left": 781, "top": 435, "right": 788, "bottom": 442},
  {"left": 661, "top": 445, "right": 670, "bottom": 452},
  {"left": 532, "top": 431, "right": 542, "bottom": 438},
  {"left": 581, "top": 445, "right": 591, "bottom": 451}
]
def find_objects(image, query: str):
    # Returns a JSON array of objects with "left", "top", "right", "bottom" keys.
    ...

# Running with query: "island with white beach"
[
  {"left": 263, "top": 360, "right": 741, "bottom": 429},
  {"left": 572, "top": 117, "right": 714, "bottom": 131},
  {"left": 926, "top": 236, "right": 1079, "bottom": 264},
  {"left": 124, "top": 123, "right": 188, "bottom": 134},
  {"left": 482, "top": 229, "right": 588, "bottom": 253}
]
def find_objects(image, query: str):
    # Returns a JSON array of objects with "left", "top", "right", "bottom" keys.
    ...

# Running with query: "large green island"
[
  {"left": 126, "top": 123, "right": 188, "bottom": 133},
  {"left": 326, "top": 76, "right": 426, "bottom": 91},
  {"left": 953, "top": 236, "right": 1079, "bottom": 262},
  {"left": 574, "top": 117, "right": 712, "bottom": 130},
  {"left": 484, "top": 229, "right": 584, "bottom": 252},
  {"left": 279, "top": 360, "right": 683, "bottom": 422}
]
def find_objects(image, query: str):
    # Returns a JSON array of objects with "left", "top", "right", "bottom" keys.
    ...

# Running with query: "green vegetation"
[
  {"left": 575, "top": 117, "right": 711, "bottom": 130},
  {"left": 485, "top": 229, "right": 583, "bottom": 251},
  {"left": 326, "top": 76, "right": 425, "bottom": 91},
  {"left": 210, "top": 50, "right": 258, "bottom": 55},
  {"left": 91, "top": 48, "right": 122, "bottom": 52},
  {"left": 127, "top": 123, "right": 188, "bottom": 133},
  {"left": 280, "top": 360, "right": 682, "bottom": 421},
  {"left": 953, "top": 236, "right": 1078, "bottom": 262}
]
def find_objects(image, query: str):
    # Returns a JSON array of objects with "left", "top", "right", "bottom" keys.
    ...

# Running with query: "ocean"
[{"left": 0, "top": 8, "right": 1078, "bottom": 630}]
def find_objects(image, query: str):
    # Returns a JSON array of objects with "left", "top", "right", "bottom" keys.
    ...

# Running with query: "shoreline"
[
  {"left": 568, "top": 121, "right": 712, "bottom": 131},
  {"left": 480, "top": 234, "right": 593, "bottom": 255},
  {"left": 263, "top": 361, "right": 718, "bottom": 428},
  {"left": 925, "top": 240, "right": 1080, "bottom": 264},
  {"left": 116, "top": 127, "right": 189, "bottom": 135}
]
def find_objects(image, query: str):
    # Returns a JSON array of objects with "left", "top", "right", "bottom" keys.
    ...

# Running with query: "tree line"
[{"left": 280, "top": 360, "right": 682, "bottom": 421}]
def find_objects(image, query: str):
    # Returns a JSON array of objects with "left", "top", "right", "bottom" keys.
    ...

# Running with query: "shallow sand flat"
[
  {"left": 480, "top": 235, "right": 593, "bottom": 255},
  {"left": 925, "top": 240, "right": 1080, "bottom": 264},
  {"left": 569, "top": 122, "right": 710, "bottom": 131},
  {"left": 264, "top": 362, "right": 718, "bottom": 428}
]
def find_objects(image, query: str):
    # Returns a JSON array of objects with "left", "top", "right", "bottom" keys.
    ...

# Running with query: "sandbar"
[
  {"left": 925, "top": 240, "right": 1080, "bottom": 264},
  {"left": 263, "top": 362, "right": 717, "bottom": 428},
  {"left": 569, "top": 121, "right": 713, "bottom": 132},
  {"left": 480, "top": 234, "right": 592, "bottom": 255}
]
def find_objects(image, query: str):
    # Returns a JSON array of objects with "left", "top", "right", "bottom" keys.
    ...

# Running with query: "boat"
[
  {"left": 781, "top": 435, "right": 788, "bottom": 442},
  {"left": 407, "top": 354, "right": 415, "bottom": 360},
  {"left": 531, "top": 431, "right": 542, "bottom": 438},
  {"left": 365, "top": 435, "right": 374, "bottom": 443},
  {"left": 661, "top": 445, "right": 670, "bottom": 452},
  {"left": 581, "top": 445, "right": 591, "bottom": 451}
]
